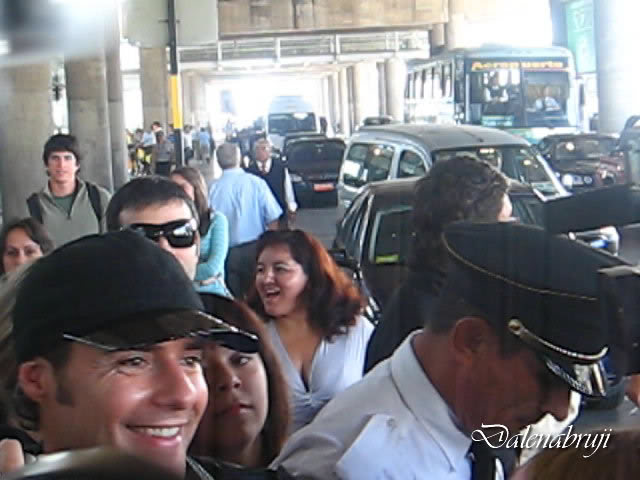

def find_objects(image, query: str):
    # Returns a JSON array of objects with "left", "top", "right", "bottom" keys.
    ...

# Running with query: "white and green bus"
[{"left": 404, "top": 45, "right": 580, "bottom": 143}]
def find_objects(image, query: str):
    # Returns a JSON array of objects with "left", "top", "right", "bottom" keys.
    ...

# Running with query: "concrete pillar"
[
  {"left": 192, "top": 75, "right": 208, "bottom": 127},
  {"left": 594, "top": 0, "right": 640, "bottom": 133},
  {"left": 352, "top": 62, "right": 379, "bottom": 127},
  {"left": 430, "top": 24, "right": 445, "bottom": 56},
  {"left": 0, "top": 64, "right": 52, "bottom": 222},
  {"left": 104, "top": 1, "right": 128, "bottom": 189},
  {"left": 65, "top": 54, "right": 114, "bottom": 191},
  {"left": 339, "top": 68, "right": 350, "bottom": 137},
  {"left": 328, "top": 72, "right": 339, "bottom": 132},
  {"left": 321, "top": 76, "right": 331, "bottom": 126},
  {"left": 377, "top": 62, "right": 387, "bottom": 116},
  {"left": 385, "top": 58, "right": 406, "bottom": 122},
  {"left": 446, "top": 0, "right": 467, "bottom": 50},
  {"left": 139, "top": 47, "right": 168, "bottom": 130},
  {"left": 182, "top": 72, "right": 194, "bottom": 126}
]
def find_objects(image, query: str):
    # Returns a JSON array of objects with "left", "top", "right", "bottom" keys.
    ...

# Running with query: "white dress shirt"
[{"left": 273, "top": 331, "right": 474, "bottom": 479}]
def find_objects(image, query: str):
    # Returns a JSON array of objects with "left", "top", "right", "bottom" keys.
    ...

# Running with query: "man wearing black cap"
[
  {"left": 273, "top": 222, "right": 627, "bottom": 479},
  {"left": 0, "top": 230, "right": 260, "bottom": 479}
]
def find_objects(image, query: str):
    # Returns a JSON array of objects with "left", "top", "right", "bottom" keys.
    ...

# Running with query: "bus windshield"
[
  {"left": 433, "top": 145, "right": 564, "bottom": 197},
  {"left": 469, "top": 67, "right": 571, "bottom": 129}
]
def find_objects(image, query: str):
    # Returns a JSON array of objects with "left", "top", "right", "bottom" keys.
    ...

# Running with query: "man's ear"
[
  {"left": 17, "top": 359, "right": 54, "bottom": 405},
  {"left": 450, "top": 316, "right": 495, "bottom": 364}
]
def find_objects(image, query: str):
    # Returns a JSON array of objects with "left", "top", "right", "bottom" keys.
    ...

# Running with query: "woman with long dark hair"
[
  {"left": 247, "top": 230, "right": 372, "bottom": 433},
  {"left": 171, "top": 166, "right": 230, "bottom": 296}
]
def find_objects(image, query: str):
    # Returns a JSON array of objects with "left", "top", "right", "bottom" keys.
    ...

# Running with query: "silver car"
[{"left": 337, "top": 123, "right": 618, "bottom": 254}]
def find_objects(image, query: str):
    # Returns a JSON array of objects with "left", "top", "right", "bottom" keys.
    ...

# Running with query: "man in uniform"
[
  {"left": 274, "top": 221, "right": 628, "bottom": 479},
  {"left": 246, "top": 138, "right": 297, "bottom": 229},
  {"left": 0, "top": 230, "right": 270, "bottom": 479}
]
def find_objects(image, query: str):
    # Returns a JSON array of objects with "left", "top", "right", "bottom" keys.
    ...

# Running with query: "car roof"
[
  {"left": 354, "top": 124, "right": 529, "bottom": 151},
  {"left": 363, "top": 176, "right": 535, "bottom": 203}
]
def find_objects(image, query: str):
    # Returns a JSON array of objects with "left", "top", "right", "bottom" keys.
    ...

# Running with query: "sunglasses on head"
[{"left": 127, "top": 219, "right": 198, "bottom": 248}]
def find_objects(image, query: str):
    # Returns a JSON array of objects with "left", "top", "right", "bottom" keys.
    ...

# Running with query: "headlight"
[
  {"left": 584, "top": 176, "right": 593, "bottom": 185},
  {"left": 561, "top": 173, "right": 574, "bottom": 188},
  {"left": 290, "top": 173, "right": 303, "bottom": 183}
]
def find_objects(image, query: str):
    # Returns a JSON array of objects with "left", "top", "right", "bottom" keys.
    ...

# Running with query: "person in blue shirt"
[
  {"left": 171, "top": 166, "right": 230, "bottom": 297},
  {"left": 198, "top": 128, "right": 212, "bottom": 164},
  {"left": 209, "top": 143, "right": 282, "bottom": 299}
]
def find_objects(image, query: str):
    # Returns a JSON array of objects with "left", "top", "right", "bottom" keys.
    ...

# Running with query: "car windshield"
[
  {"left": 342, "top": 143, "right": 395, "bottom": 188},
  {"left": 555, "top": 138, "right": 617, "bottom": 163},
  {"left": 433, "top": 146, "right": 563, "bottom": 197},
  {"left": 268, "top": 113, "right": 316, "bottom": 135}
]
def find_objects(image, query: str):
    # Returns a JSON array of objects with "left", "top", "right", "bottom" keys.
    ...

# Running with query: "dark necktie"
[{"left": 470, "top": 441, "right": 496, "bottom": 480}]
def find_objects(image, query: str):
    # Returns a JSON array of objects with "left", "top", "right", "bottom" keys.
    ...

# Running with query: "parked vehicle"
[
  {"left": 337, "top": 123, "right": 566, "bottom": 213},
  {"left": 332, "top": 177, "right": 622, "bottom": 408},
  {"left": 283, "top": 136, "right": 345, "bottom": 207},
  {"left": 602, "top": 115, "right": 640, "bottom": 184},
  {"left": 536, "top": 133, "right": 620, "bottom": 191},
  {"left": 265, "top": 96, "right": 321, "bottom": 151}
]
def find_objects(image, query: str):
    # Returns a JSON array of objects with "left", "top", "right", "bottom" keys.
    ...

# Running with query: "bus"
[{"left": 404, "top": 45, "right": 580, "bottom": 144}]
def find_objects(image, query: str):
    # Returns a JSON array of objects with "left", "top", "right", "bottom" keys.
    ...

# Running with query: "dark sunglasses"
[{"left": 127, "top": 219, "right": 198, "bottom": 248}]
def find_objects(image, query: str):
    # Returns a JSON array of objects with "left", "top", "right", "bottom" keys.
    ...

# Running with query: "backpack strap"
[
  {"left": 27, "top": 193, "right": 43, "bottom": 224},
  {"left": 86, "top": 183, "right": 103, "bottom": 224}
]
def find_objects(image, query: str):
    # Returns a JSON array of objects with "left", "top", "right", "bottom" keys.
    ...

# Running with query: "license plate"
[{"left": 313, "top": 183, "right": 334, "bottom": 192}]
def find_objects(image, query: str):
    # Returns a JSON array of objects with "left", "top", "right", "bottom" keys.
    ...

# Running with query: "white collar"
[{"left": 390, "top": 332, "right": 472, "bottom": 471}]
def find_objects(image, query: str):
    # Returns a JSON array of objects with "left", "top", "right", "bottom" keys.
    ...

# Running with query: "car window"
[
  {"left": 398, "top": 150, "right": 427, "bottom": 178},
  {"left": 433, "top": 146, "right": 562, "bottom": 197},
  {"left": 369, "top": 206, "right": 414, "bottom": 265},
  {"left": 337, "top": 191, "right": 365, "bottom": 249},
  {"left": 342, "top": 143, "right": 395, "bottom": 188},
  {"left": 554, "top": 138, "right": 616, "bottom": 162},
  {"left": 344, "top": 195, "right": 370, "bottom": 259}
]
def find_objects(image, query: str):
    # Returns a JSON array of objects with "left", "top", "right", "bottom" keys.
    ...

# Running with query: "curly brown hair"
[
  {"left": 192, "top": 294, "right": 290, "bottom": 466},
  {"left": 410, "top": 156, "right": 509, "bottom": 274},
  {"left": 247, "top": 230, "right": 366, "bottom": 340}
]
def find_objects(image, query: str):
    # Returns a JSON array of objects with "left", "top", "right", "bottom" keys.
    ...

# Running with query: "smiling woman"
[{"left": 247, "top": 230, "right": 372, "bottom": 433}]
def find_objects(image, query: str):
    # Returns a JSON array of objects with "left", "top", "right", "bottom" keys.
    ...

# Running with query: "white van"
[{"left": 266, "top": 96, "right": 320, "bottom": 150}]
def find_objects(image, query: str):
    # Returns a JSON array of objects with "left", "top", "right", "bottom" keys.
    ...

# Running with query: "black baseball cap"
[
  {"left": 442, "top": 221, "right": 628, "bottom": 397},
  {"left": 13, "top": 230, "right": 258, "bottom": 362}
]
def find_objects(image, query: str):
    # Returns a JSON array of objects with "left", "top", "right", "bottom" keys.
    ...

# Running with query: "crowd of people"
[{"left": 0, "top": 129, "right": 638, "bottom": 479}]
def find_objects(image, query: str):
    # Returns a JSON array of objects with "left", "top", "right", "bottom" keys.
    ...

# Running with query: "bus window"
[
  {"left": 433, "top": 67, "right": 443, "bottom": 99},
  {"left": 469, "top": 67, "right": 523, "bottom": 127},
  {"left": 424, "top": 68, "right": 433, "bottom": 99},
  {"left": 524, "top": 71, "right": 570, "bottom": 128},
  {"left": 443, "top": 63, "right": 452, "bottom": 98},
  {"left": 420, "top": 69, "right": 427, "bottom": 99}
]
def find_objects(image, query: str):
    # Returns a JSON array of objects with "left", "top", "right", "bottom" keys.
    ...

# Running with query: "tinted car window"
[
  {"left": 398, "top": 150, "right": 427, "bottom": 178},
  {"left": 342, "top": 143, "right": 395, "bottom": 188},
  {"left": 433, "top": 146, "right": 562, "bottom": 196},
  {"left": 554, "top": 138, "right": 617, "bottom": 162},
  {"left": 369, "top": 207, "right": 414, "bottom": 265},
  {"left": 344, "top": 195, "right": 370, "bottom": 259}
]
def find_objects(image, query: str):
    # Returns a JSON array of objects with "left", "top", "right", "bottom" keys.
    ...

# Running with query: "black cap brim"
[
  {"left": 543, "top": 355, "right": 609, "bottom": 398},
  {"left": 62, "top": 310, "right": 259, "bottom": 354}
]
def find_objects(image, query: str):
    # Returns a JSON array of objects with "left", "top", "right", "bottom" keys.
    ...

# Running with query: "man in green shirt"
[{"left": 27, "top": 134, "right": 111, "bottom": 247}]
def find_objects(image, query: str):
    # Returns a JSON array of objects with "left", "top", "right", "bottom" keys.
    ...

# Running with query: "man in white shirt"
[
  {"left": 274, "top": 222, "right": 628, "bottom": 480},
  {"left": 246, "top": 138, "right": 297, "bottom": 229}
]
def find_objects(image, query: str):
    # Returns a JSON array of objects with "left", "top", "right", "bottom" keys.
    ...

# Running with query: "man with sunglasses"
[{"left": 106, "top": 176, "right": 200, "bottom": 280}]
